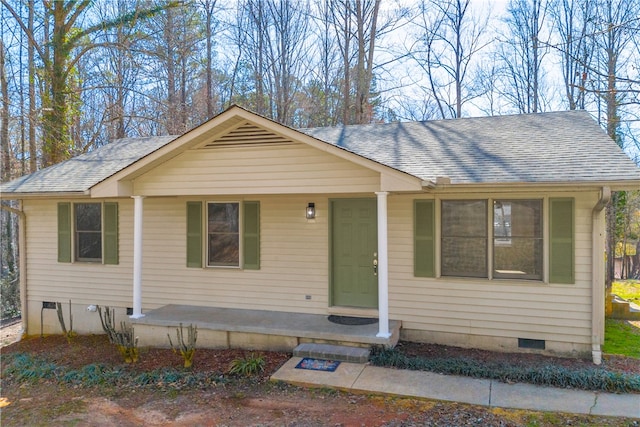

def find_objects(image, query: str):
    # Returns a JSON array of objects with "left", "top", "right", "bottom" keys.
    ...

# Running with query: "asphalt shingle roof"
[
  {"left": 1, "top": 136, "right": 176, "bottom": 194},
  {"left": 1, "top": 110, "right": 638, "bottom": 195},
  {"left": 302, "top": 110, "right": 640, "bottom": 184}
]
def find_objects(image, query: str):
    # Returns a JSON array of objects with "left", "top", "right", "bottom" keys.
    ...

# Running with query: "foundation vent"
[{"left": 518, "top": 338, "right": 546, "bottom": 350}]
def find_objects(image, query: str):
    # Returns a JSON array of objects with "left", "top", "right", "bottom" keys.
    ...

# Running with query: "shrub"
[
  {"left": 369, "top": 347, "right": 640, "bottom": 393},
  {"left": 167, "top": 323, "right": 198, "bottom": 368},
  {"left": 229, "top": 353, "right": 266, "bottom": 376},
  {"left": 97, "top": 306, "right": 139, "bottom": 363},
  {"left": 3, "top": 352, "right": 225, "bottom": 391}
]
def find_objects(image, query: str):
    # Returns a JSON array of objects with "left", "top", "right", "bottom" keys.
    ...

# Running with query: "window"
[
  {"left": 207, "top": 202, "right": 240, "bottom": 267},
  {"left": 493, "top": 200, "right": 542, "bottom": 280},
  {"left": 57, "top": 202, "right": 118, "bottom": 264},
  {"left": 75, "top": 203, "right": 102, "bottom": 261},
  {"left": 186, "top": 201, "right": 260, "bottom": 269},
  {"left": 441, "top": 200, "right": 487, "bottom": 277},
  {"left": 414, "top": 198, "right": 573, "bottom": 283}
]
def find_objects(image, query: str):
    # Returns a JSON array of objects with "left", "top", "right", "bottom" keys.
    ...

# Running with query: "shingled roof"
[
  {"left": 1, "top": 109, "right": 639, "bottom": 195},
  {"left": 302, "top": 110, "right": 640, "bottom": 185},
  {"left": 1, "top": 136, "right": 176, "bottom": 194}
]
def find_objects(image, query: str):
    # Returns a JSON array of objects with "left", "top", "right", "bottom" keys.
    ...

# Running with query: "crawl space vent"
[{"left": 518, "top": 338, "right": 545, "bottom": 350}]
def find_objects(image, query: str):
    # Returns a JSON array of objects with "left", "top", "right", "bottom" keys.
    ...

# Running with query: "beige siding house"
[{"left": 3, "top": 106, "right": 640, "bottom": 363}]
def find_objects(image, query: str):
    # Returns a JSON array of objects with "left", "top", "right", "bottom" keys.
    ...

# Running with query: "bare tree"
[
  {"left": 498, "top": 0, "right": 550, "bottom": 113},
  {"left": 302, "top": 1, "right": 343, "bottom": 127},
  {"left": 329, "top": 0, "right": 382, "bottom": 124},
  {"left": 585, "top": 0, "right": 640, "bottom": 298},
  {"left": 138, "top": 1, "right": 202, "bottom": 135},
  {"left": 0, "top": 39, "right": 9, "bottom": 182},
  {"left": 1, "top": 0, "right": 170, "bottom": 166},
  {"left": 548, "top": 0, "right": 595, "bottom": 110},
  {"left": 411, "top": 0, "right": 490, "bottom": 119},
  {"left": 198, "top": 0, "right": 221, "bottom": 120},
  {"left": 264, "top": 0, "right": 310, "bottom": 125}
]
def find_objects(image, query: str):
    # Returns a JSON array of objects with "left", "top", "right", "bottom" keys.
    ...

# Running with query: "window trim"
[
  {"left": 187, "top": 200, "right": 260, "bottom": 270},
  {"left": 57, "top": 201, "right": 118, "bottom": 265},
  {"left": 415, "top": 196, "right": 573, "bottom": 284}
]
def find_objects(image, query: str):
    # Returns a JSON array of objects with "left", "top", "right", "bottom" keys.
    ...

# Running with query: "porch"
[{"left": 130, "top": 305, "right": 401, "bottom": 352}]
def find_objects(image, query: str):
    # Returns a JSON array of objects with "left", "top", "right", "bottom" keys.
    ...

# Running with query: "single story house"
[{"left": 2, "top": 106, "right": 640, "bottom": 364}]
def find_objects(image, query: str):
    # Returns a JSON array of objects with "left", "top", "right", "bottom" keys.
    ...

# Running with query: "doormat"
[
  {"left": 328, "top": 315, "right": 378, "bottom": 325},
  {"left": 295, "top": 358, "right": 341, "bottom": 372}
]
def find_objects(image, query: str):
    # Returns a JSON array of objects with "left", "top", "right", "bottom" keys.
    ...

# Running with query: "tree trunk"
[
  {"left": 28, "top": 0, "right": 36, "bottom": 172},
  {"left": 0, "top": 40, "right": 10, "bottom": 182}
]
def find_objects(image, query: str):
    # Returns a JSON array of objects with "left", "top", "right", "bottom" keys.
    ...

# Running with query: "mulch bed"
[
  {"left": 1, "top": 334, "right": 290, "bottom": 377},
  {"left": 4, "top": 334, "right": 639, "bottom": 378}
]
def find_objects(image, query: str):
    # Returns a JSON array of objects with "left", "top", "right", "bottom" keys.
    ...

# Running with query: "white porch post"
[
  {"left": 375, "top": 191, "right": 391, "bottom": 338},
  {"left": 130, "top": 195, "right": 145, "bottom": 319}
]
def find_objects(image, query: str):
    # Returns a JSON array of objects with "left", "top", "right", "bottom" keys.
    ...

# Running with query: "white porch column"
[
  {"left": 375, "top": 191, "right": 391, "bottom": 338},
  {"left": 130, "top": 195, "right": 145, "bottom": 319}
]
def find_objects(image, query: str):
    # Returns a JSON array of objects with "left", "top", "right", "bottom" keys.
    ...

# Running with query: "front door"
[{"left": 331, "top": 199, "right": 378, "bottom": 308}]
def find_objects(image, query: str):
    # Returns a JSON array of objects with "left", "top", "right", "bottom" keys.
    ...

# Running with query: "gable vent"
[{"left": 202, "top": 123, "right": 294, "bottom": 148}]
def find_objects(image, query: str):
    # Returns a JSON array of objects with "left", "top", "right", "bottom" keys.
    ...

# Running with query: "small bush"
[
  {"left": 369, "top": 347, "right": 640, "bottom": 393},
  {"left": 0, "top": 273, "right": 20, "bottom": 320},
  {"left": 2, "top": 352, "right": 225, "bottom": 391},
  {"left": 167, "top": 323, "right": 198, "bottom": 368},
  {"left": 229, "top": 353, "right": 266, "bottom": 376}
]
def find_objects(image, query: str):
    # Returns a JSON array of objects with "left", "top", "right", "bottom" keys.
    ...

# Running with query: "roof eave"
[
  {"left": 0, "top": 190, "right": 89, "bottom": 200},
  {"left": 426, "top": 180, "right": 640, "bottom": 192}
]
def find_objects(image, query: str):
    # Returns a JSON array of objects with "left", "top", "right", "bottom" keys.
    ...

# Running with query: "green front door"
[{"left": 331, "top": 199, "right": 378, "bottom": 308}]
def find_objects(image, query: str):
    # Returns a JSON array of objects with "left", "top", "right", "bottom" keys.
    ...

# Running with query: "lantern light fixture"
[{"left": 306, "top": 202, "right": 316, "bottom": 219}]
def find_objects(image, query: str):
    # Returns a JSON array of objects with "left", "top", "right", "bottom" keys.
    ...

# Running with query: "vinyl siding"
[
  {"left": 24, "top": 199, "right": 135, "bottom": 306},
  {"left": 24, "top": 189, "right": 598, "bottom": 350},
  {"left": 133, "top": 144, "right": 380, "bottom": 195},
  {"left": 388, "top": 191, "right": 596, "bottom": 347}
]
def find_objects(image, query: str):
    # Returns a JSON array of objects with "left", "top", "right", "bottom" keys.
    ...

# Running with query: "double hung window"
[
  {"left": 75, "top": 203, "right": 102, "bottom": 261},
  {"left": 57, "top": 202, "right": 118, "bottom": 264},
  {"left": 207, "top": 202, "right": 240, "bottom": 267},
  {"left": 414, "top": 198, "right": 573, "bottom": 283},
  {"left": 186, "top": 201, "right": 260, "bottom": 269}
]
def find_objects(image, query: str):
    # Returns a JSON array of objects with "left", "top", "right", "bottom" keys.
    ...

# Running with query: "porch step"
[{"left": 293, "top": 343, "right": 370, "bottom": 364}]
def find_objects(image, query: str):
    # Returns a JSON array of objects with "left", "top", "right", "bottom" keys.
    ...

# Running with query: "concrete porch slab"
[{"left": 131, "top": 304, "right": 401, "bottom": 351}]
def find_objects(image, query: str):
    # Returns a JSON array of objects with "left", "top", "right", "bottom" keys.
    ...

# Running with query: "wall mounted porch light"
[{"left": 306, "top": 202, "right": 316, "bottom": 219}]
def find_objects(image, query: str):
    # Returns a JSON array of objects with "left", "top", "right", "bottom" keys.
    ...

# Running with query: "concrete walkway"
[{"left": 271, "top": 357, "right": 640, "bottom": 418}]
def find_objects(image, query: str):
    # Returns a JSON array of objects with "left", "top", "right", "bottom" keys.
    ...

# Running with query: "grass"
[
  {"left": 603, "top": 319, "right": 640, "bottom": 359},
  {"left": 612, "top": 280, "right": 640, "bottom": 305}
]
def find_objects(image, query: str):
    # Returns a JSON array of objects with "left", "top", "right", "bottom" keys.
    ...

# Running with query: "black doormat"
[{"left": 328, "top": 315, "right": 378, "bottom": 325}]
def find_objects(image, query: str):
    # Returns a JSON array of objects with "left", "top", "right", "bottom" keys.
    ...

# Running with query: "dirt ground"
[{"left": 1, "top": 323, "right": 639, "bottom": 427}]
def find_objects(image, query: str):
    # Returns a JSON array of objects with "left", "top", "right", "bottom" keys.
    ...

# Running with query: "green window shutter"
[
  {"left": 186, "top": 202, "right": 203, "bottom": 268},
  {"left": 243, "top": 201, "right": 260, "bottom": 270},
  {"left": 57, "top": 202, "right": 72, "bottom": 263},
  {"left": 103, "top": 202, "right": 119, "bottom": 265},
  {"left": 414, "top": 200, "right": 435, "bottom": 277},
  {"left": 549, "top": 198, "right": 574, "bottom": 284}
]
